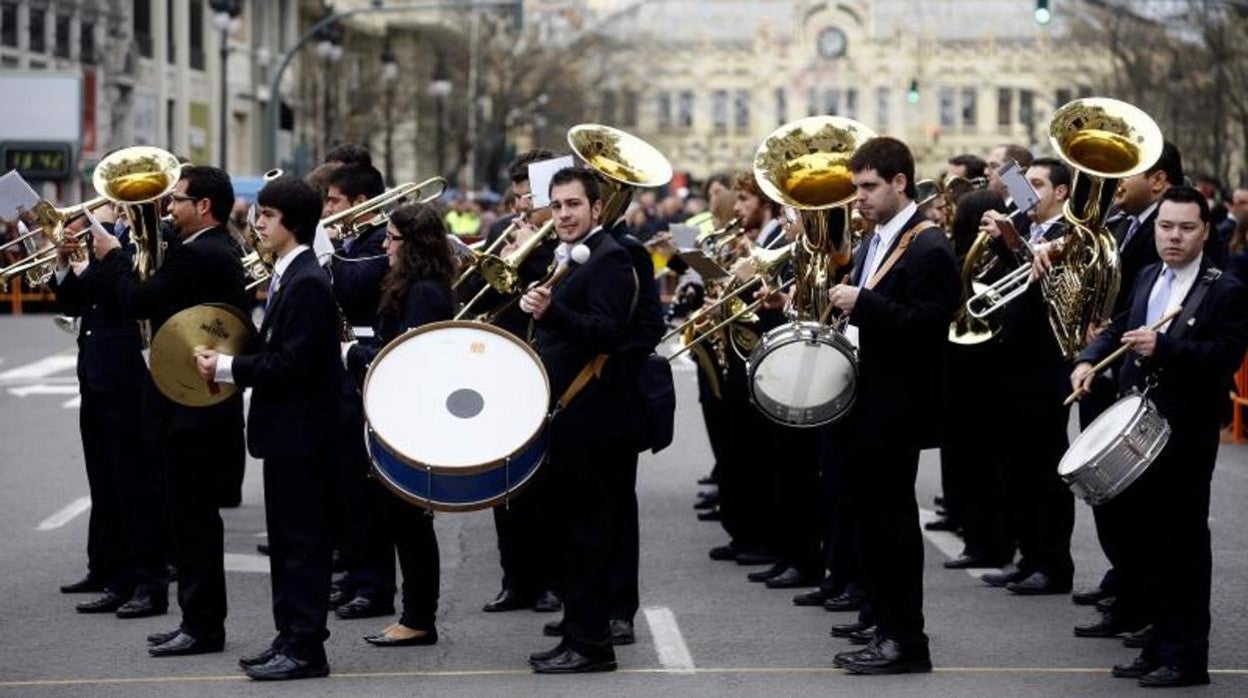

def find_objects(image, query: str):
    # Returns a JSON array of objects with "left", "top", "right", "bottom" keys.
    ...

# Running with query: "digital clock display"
[{"left": 1, "top": 142, "right": 74, "bottom": 180}]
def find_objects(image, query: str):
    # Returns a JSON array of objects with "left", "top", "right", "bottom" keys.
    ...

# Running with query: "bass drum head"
[
  {"left": 749, "top": 324, "right": 856, "bottom": 427},
  {"left": 1059, "top": 394, "right": 1142, "bottom": 477},
  {"left": 363, "top": 321, "right": 550, "bottom": 472}
]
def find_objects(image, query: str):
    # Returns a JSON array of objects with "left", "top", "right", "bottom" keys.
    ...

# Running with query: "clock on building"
[{"left": 817, "top": 27, "right": 847, "bottom": 59}]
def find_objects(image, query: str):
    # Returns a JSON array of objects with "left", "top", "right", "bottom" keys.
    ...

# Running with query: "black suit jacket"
[
  {"left": 331, "top": 222, "right": 388, "bottom": 327},
  {"left": 346, "top": 277, "right": 456, "bottom": 384},
  {"left": 1113, "top": 209, "right": 1161, "bottom": 316},
  {"left": 533, "top": 229, "right": 636, "bottom": 443},
  {"left": 96, "top": 225, "right": 249, "bottom": 433},
  {"left": 849, "top": 210, "right": 961, "bottom": 449},
  {"left": 232, "top": 249, "right": 342, "bottom": 460},
  {"left": 993, "top": 219, "right": 1072, "bottom": 399}
]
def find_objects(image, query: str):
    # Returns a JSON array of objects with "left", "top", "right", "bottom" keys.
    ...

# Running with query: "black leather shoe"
[
  {"left": 697, "top": 474, "right": 716, "bottom": 486},
  {"left": 1071, "top": 585, "right": 1110, "bottom": 606},
  {"left": 147, "top": 628, "right": 181, "bottom": 646},
  {"left": 982, "top": 564, "right": 1029, "bottom": 588},
  {"left": 243, "top": 652, "right": 330, "bottom": 681},
  {"left": 944, "top": 554, "right": 1006, "bottom": 570},
  {"left": 1137, "top": 665, "right": 1210, "bottom": 687},
  {"left": 734, "top": 548, "right": 776, "bottom": 566},
  {"left": 116, "top": 591, "right": 168, "bottom": 619},
  {"left": 609, "top": 619, "right": 635, "bottom": 646},
  {"left": 696, "top": 509, "right": 721, "bottom": 521},
  {"left": 747, "top": 562, "right": 787, "bottom": 583},
  {"left": 531, "top": 648, "right": 617, "bottom": 674},
  {"left": 923, "top": 517, "right": 958, "bottom": 532},
  {"left": 847, "top": 625, "right": 877, "bottom": 645},
  {"left": 1073, "top": 613, "right": 1139, "bottom": 638},
  {"left": 363, "top": 628, "right": 438, "bottom": 646},
  {"left": 765, "top": 568, "right": 818, "bottom": 589},
  {"left": 708, "top": 544, "right": 738, "bottom": 561},
  {"left": 533, "top": 590, "right": 562, "bottom": 613},
  {"left": 792, "top": 589, "right": 827, "bottom": 607},
  {"left": 543, "top": 619, "right": 564, "bottom": 637},
  {"left": 1122, "top": 625, "right": 1153, "bottom": 649},
  {"left": 824, "top": 590, "right": 865, "bottom": 612},
  {"left": 1112, "top": 655, "right": 1158, "bottom": 679},
  {"left": 693, "top": 493, "right": 718, "bottom": 510},
  {"left": 1007, "top": 571, "right": 1072, "bottom": 596},
  {"left": 833, "top": 646, "right": 870, "bottom": 668},
  {"left": 830, "top": 620, "right": 872, "bottom": 638},
  {"left": 61, "top": 574, "right": 105, "bottom": 594},
  {"left": 76, "top": 591, "right": 127, "bottom": 614},
  {"left": 149, "top": 631, "right": 225, "bottom": 657},
  {"left": 256, "top": 543, "right": 269, "bottom": 556},
  {"left": 529, "top": 643, "right": 564, "bottom": 664},
  {"left": 239, "top": 646, "right": 278, "bottom": 668},
  {"left": 839, "top": 638, "right": 932, "bottom": 675},
  {"left": 483, "top": 588, "right": 531, "bottom": 613},
  {"left": 334, "top": 596, "right": 395, "bottom": 620},
  {"left": 327, "top": 585, "right": 352, "bottom": 608}
]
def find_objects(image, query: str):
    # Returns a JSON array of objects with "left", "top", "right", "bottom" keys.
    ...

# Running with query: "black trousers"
[
  {"left": 491, "top": 460, "right": 560, "bottom": 597},
  {"left": 1005, "top": 398, "right": 1074, "bottom": 582},
  {"left": 78, "top": 389, "right": 125, "bottom": 586},
  {"left": 768, "top": 425, "right": 823, "bottom": 576},
  {"left": 819, "top": 422, "right": 858, "bottom": 597},
  {"left": 161, "top": 428, "right": 230, "bottom": 639},
  {"left": 335, "top": 392, "right": 396, "bottom": 603},
  {"left": 385, "top": 489, "right": 439, "bottom": 631},
  {"left": 846, "top": 437, "right": 927, "bottom": 650},
  {"left": 264, "top": 454, "right": 335, "bottom": 660},
  {"left": 607, "top": 455, "right": 640, "bottom": 624},
  {"left": 548, "top": 427, "right": 632, "bottom": 660},
  {"left": 716, "top": 362, "right": 773, "bottom": 550},
  {"left": 695, "top": 357, "right": 729, "bottom": 481},
  {"left": 214, "top": 426, "right": 246, "bottom": 506}
]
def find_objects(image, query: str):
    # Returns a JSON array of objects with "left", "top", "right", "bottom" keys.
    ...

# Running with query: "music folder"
[{"left": 676, "top": 250, "right": 729, "bottom": 281}]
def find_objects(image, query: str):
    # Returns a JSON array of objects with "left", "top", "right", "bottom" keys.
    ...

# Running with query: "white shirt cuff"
[
  {"left": 214, "top": 353, "right": 236, "bottom": 384},
  {"left": 341, "top": 340, "right": 357, "bottom": 368}
]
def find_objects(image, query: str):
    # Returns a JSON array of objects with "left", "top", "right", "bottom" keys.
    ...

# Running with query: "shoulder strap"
[{"left": 865, "top": 221, "right": 931, "bottom": 290}]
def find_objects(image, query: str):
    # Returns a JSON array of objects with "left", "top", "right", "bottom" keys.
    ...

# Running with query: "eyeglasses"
[
  {"left": 166, "top": 193, "right": 196, "bottom": 205},
  {"left": 385, "top": 232, "right": 405, "bottom": 242}
]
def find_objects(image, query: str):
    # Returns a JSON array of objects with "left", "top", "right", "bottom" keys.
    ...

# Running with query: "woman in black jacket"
[{"left": 346, "top": 203, "right": 456, "bottom": 646}]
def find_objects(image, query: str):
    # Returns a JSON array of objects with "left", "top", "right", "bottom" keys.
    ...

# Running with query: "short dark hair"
[
  {"left": 257, "top": 176, "right": 323, "bottom": 245},
  {"left": 1159, "top": 185, "right": 1211, "bottom": 224},
  {"left": 326, "top": 163, "right": 385, "bottom": 202},
  {"left": 1028, "top": 157, "right": 1072, "bottom": 191},
  {"left": 731, "top": 169, "right": 781, "bottom": 215},
  {"left": 1147, "top": 141, "right": 1185, "bottom": 189},
  {"left": 179, "top": 165, "right": 235, "bottom": 225},
  {"left": 325, "top": 143, "right": 373, "bottom": 168},
  {"left": 549, "top": 166, "right": 602, "bottom": 205},
  {"left": 509, "top": 148, "right": 558, "bottom": 184},
  {"left": 999, "top": 144, "right": 1033, "bottom": 169},
  {"left": 850, "top": 136, "right": 917, "bottom": 200},
  {"left": 947, "top": 154, "right": 987, "bottom": 179}
]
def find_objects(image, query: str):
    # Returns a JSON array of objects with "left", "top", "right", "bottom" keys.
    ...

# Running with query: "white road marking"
[
  {"left": 9, "top": 384, "right": 79, "bottom": 398},
  {"left": 36, "top": 497, "right": 92, "bottom": 531},
  {"left": 642, "top": 606, "right": 695, "bottom": 673},
  {"left": 223, "top": 553, "right": 270, "bottom": 574},
  {"left": 61, "top": 395, "right": 81, "bottom": 409},
  {"left": 918, "top": 506, "right": 998, "bottom": 580},
  {"left": 0, "top": 354, "right": 77, "bottom": 382}
]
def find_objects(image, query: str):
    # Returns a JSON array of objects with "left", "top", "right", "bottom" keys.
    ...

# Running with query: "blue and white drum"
[{"left": 362, "top": 320, "right": 550, "bottom": 512}]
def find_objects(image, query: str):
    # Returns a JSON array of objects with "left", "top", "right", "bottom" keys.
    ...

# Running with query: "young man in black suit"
[
  {"left": 195, "top": 176, "right": 341, "bottom": 681},
  {"left": 519, "top": 167, "right": 637, "bottom": 674},
  {"left": 1071, "top": 186, "right": 1248, "bottom": 687},
  {"left": 824, "top": 136, "right": 960, "bottom": 675},
  {"left": 91, "top": 165, "right": 249, "bottom": 657}
]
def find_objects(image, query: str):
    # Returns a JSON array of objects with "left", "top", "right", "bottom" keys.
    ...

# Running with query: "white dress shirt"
[
  {"left": 1146, "top": 253, "right": 1202, "bottom": 333},
  {"left": 555, "top": 225, "right": 602, "bottom": 266},
  {"left": 214, "top": 244, "right": 309, "bottom": 384}
]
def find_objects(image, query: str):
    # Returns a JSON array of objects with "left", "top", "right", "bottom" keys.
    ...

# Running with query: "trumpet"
[
  {"left": 668, "top": 276, "right": 796, "bottom": 360},
  {"left": 661, "top": 242, "right": 794, "bottom": 345},
  {"left": 0, "top": 196, "right": 110, "bottom": 291},
  {"left": 321, "top": 177, "right": 447, "bottom": 241}
]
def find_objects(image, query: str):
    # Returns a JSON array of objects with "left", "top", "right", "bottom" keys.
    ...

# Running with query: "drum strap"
[
  {"left": 556, "top": 354, "right": 609, "bottom": 411},
  {"left": 864, "top": 222, "right": 931, "bottom": 290}
]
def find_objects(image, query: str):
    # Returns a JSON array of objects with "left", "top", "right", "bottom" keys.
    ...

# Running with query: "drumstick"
[{"left": 1063, "top": 307, "right": 1182, "bottom": 406}]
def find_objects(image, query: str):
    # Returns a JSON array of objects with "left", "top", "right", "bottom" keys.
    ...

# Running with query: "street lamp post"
[
  {"left": 314, "top": 13, "right": 344, "bottom": 159},
  {"left": 381, "top": 33, "right": 399, "bottom": 183},
  {"left": 429, "top": 50, "right": 453, "bottom": 178},
  {"left": 210, "top": 0, "right": 243, "bottom": 171}
]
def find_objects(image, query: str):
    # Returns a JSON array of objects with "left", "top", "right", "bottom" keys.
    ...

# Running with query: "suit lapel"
[
  {"left": 261, "top": 251, "right": 310, "bottom": 335},
  {"left": 1131, "top": 264, "right": 1162, "bottom": 328}
]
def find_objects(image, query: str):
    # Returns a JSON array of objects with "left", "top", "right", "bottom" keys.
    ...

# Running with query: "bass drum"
[
  {"left": 1058, "top": 394, "right": 1170, "bottom": 505},
  {"left": 362, "top": 320, "right": 550, "bottom": 512},
  {"left": 746, "top": 321, "right": 857, "bottom": 427}
]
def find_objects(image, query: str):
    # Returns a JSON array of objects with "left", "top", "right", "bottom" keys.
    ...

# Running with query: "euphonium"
[
  {"left": 93, "top": 146, "right": 182, "bottom": 284},
  {"left": 567, "top": 124, "right": 673, "bottom": 226}
]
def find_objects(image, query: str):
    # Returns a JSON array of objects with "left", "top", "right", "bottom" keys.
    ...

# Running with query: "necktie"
[
  {"left": 1122, "top": 216, "right": 1141, "bottom": 247},
  {"left": 1029, "top": 222, "right": 1046, "bottom": 244},
  {"left": 859, "top": 232, "right": 881, "bottom": 287},
  {"left": 1146, "top": 267, "right": 1174, "bottom": 326},
  {"left": 265, "top": 272, "right": 280, "bottom": 311}
]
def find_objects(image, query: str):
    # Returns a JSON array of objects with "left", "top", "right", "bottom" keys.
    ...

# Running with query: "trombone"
[
  {"left": 321, "top": 176, "right": 447, "bottom": 241},
  {"left": 668, "top": 276, "right": 795, "bottom": 360},
  {"left": 0, "top": 196, "right": 110, "bottom": 291},
  {"left": 661, "top": 242, "right": 794, "bottom": 345},
  {"left": 453, "top": 218, "right": 556, "bottom": 320}
]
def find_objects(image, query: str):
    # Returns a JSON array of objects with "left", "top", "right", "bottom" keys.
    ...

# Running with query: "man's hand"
[
  {"left": 980, "top": 209, "right": 1009, "bottom": 238},
  {"left": 1030, "top": 240, "right": 1061, "bottom": 282},
  {"left": 1121, "top": 326, "right": 1159, "bottom": 357},
  {"left": 519, "top": 285, "right": 552, "bottom": 320},
  {"left": 500, "top": 218, "right": 537, "bottom": 257},
  {"left": 56, "top": 238, "right": 81, "bottom": 267},
  {"left": 755, "top": 285, "right": 789, "bottom": 312},
  {"left": 1070, "top": 361, "right": 1095, "bottom": 399},
  {"left": 828, "top": 284, "right": 860, "bottom": 314},
  {"left": 89, "top": 221, "right": 120, "bottom": 260},
  {"left": 194, "top": 347, "right": 219, "bottom": 382}
]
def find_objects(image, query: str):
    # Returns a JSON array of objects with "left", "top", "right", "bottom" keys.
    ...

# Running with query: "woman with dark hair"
[
  {"left": 949, "top": 189, "right": 1008, "bottom": 263},
  {"left": 343, "top": 203, "right": 456, "bottom": 647}
]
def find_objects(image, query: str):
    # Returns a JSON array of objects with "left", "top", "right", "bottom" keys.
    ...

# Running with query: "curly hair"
[{"left": 379, "top": 203, "right": 456, "bottom": 315}]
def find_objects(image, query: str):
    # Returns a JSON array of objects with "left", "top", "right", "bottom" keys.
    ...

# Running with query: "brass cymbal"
[{"left": 150, "top": 303, "right": 255, "bottom": 407}]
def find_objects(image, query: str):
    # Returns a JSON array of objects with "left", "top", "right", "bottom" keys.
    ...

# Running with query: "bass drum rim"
[{"left": 746, "top": 321, "right": 858, "bottom": 428}]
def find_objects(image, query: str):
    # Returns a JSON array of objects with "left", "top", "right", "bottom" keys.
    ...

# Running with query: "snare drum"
[
  {"left": 1058, "top": 394, "right": 1171, "bottom": 505},
  {"left": 362, "top": 321, "right": 551, "bottom": 512},
  {"left": 746, "top": 321, "right": 858, "bottom": 427}
]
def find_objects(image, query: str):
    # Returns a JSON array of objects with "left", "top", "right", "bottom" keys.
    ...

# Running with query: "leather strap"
[
  {"left": 865, "top": 221, "right": 931, "bottom": 290},
  {"left": 556, "top": 353, "right": 609, "bottom": 411}
]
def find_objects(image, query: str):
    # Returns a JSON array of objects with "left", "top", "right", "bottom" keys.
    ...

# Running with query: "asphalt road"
[{"left": 1, "top": 313, "right": 1246, "bottom": 696}]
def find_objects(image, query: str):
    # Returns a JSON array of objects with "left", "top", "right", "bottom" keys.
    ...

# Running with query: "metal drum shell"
[
  {"left": 1058, "top": 395, "right": 1171, "bottom": 505},
  {"left": 746, "top": 321, "right": 858, "bottom": 428}
]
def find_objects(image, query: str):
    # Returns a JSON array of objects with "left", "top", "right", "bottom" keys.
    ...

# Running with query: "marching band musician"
[
  {"left": 89, "top": 165, "right": 249, "bottom": 658},
  {"left": 1069, "top": 186, "right": 1248, "bottom": 687},
  {"left": 826, "top": 137, "right": 960, "bottom": 675},
  {"left": 519, "top": 167, "right": 638, "bottom": 674},
  {"left": 342, "top": 203, "right": 456, "bottom": 648},
  {"left": 51, "top": 206, "right": 168, "bottom": 619},
  {"left": 195, "top": 176, "right": 340, "bottom": 681}
]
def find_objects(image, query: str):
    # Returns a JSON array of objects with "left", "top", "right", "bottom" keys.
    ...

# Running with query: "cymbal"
[{"left": 149, "top": 303, "right": 254, "bottom": 407}]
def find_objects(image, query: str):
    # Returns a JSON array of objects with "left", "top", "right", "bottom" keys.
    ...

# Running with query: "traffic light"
[
  {"left": 907, "top": 79, "right": 919, "bottom": 105},
  {"left": 1035, "top": 0, "right": 1052, "bottom": 25}
]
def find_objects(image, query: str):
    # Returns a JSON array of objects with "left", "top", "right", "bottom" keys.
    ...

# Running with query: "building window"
[
  {"left": 0, "top": 3, "right": 17, "bottom": 48},
  {"left": 997, "top": 88, "right": 1012, "bottom": 127},
  {"left": 807, "top": 87, "right": 817, "bottom": 117},
  {"left": 775, "top": 87, "right": 787, "bottom": 126},
  {"left": 622, "top": 89, "right": 638, "bottom": 127},
  {"left": 876, "top": 87, "right": 890, "bottom": 128},
  {"left": 960, "top": 87, "right": 977, "bottom": 128},
  {"left": 939, "top": 87, "right": 956, "bottom": 128},
  {"left": 190, "top": 0, "right": 205, "bottom": 70},
  {"left": 845, "top": 88, "right": 858, "bottom": 120},
  {"left": 135, "top": 0, "right": 153, "bottom": 58},
  {"left": 823, "top": 88, "right": 839, "bottom": 115},
  {"left": 167, "top": 99, "right": 177, "bottom": 149},
  {"left": 166, "top": 0, "right": 177, "bottom": 63},
  {"left": 29, "top": 7, "right": 46, "bottom": 53},
  {"left": 712, "top": 90, "right": 728, "bottom": 131},
  {"left": 677, "top": 90, "right": 694, "bottom": 128},
  {"left": 657, "top": 91, "right": 672, "bottom": 130},
  {"left": 600, "top": 90, "right": 617, "bottom": 123},
  {"left": 54, "top": 13, "right": 72, "bottom": 58},
  {"left": 733, "top": 90, "right": 750, "bottom": 129},
  {"left": 1019, "top": 89, "right": 1036, "bottom": 132},
  {"left": 81, "top": 21, "right": 96, "bottom": 64},
  {"left": 1077, "top": 84, "right": 1093, "bottom": 99},
  {"left": 1054, "top": 88, "right": 1072, "bottom": 108}
]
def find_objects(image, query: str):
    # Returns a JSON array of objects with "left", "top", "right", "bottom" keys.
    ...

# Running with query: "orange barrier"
[
  {"left": 0, "top": 276, "right": 55, "bottom": 315},
  {"left": 1230, "top": 352, "right": 1248, "bottom": 443}
]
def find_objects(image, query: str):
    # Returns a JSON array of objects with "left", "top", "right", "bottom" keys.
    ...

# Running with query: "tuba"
[
  {"left": 567, "top": 124, "right": 673, "bottom": 227},
  {"left": 93, "top": 146, "right": 183, "bottom": 284}
]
